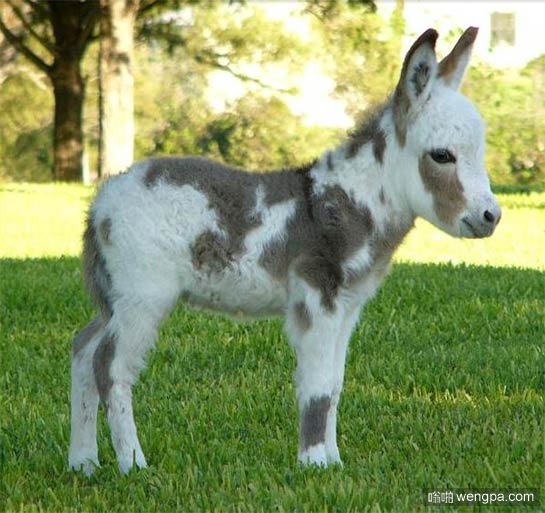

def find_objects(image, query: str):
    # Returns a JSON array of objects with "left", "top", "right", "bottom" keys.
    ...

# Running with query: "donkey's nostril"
[{"left": 483, "top": 210, "right": 495, "bottom": 223}]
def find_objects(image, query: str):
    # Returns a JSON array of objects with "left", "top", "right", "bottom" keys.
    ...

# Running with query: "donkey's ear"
[
  {"left": 393, "top": 29, "right": 438, "bottom": 145},
  {"left": 438, "top": 27, "right": 478, "bottom": 90},
  {"left": 395, "top": 29, "right": 438, "bottom": 113}
]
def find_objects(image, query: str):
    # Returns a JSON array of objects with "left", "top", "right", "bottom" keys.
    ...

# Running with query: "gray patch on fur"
[
  {"left": 143, "top": 156, "right": 376, "bottom": 310},
  {"left": 191, "top": 230, "right": 232, "bottom": 273},
  {"left": 72, "top": 316, "right": 104, "bottom": 358},
  {"left": 144, "top": 157, "right": 315, "bottom": 259},
  {"left": 301, "top": 395, "right": 331, "bottom": 450},
  {"left": 392, "top": 92, "right": 409, "bottom": 147},
  {"left": 326, "top": 151, "right": 334, "bottom": 171},
  {"left": 379, "top": 187, "right": 386, "bottom": 204},
  {"left": 411, "top": 61, "right": 431, "bottom": 96},
  {"left": 419, "top": 154, "right": 466, "bottom": 224},
  {"left": 372, "top": 221, "right": 412, "bottom": 269},
  {"left": 99, "top": 217, "right": 112, "bottom": 245},
  {"left": 83, "top": 213, "right": 113, "bottom": 317},
  {"left": 373, "top": 129, "right": 387, "bottom": 164},
  {"left": 295, "top": 256, "right": 343, "bottom": 312},
  {"left": 261, "top": 163, "right": 317, "bottom": 207},
  {"left": 261, "top": 184, "right": 375, "bottom": 311},
  {"left": 294, "top": 302, "right": 311, "bottom": 332},
  {"left": 344, "top": 218, "right": 414, "bottom": 289},
  {"left": 93, "top": 332, "right": 116, "bottom": 402}
]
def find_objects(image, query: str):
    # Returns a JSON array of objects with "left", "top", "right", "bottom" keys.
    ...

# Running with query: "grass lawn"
[{"left": 0, "top": 183, "right": 544, "bottom": 512}]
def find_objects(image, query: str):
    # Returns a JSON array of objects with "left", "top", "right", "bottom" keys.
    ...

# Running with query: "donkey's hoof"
[
  {"left": 326, "top": 449, "right": 344, "bottom": 467},
  {"left": 69, "top": 457, "right": 100, "bottom": 477},
  {"left": 298, "top": 444, "right": 328, "bottom": 467},
  {"left": 118, "top": 454, "right": 148, "bottom": 475}
]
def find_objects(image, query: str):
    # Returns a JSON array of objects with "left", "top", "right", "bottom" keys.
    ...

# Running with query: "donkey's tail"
[{"left": 82, "top": 211, "right": 113, "bottom": 319}]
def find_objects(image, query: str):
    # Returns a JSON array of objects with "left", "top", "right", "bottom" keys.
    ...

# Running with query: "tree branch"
[
  {"left": 137, "top": 0, "right": 164, "bottom": 18},
  {"left": 195, "top": 53, "right": 296, "bottom": 94},
  {"left": 5, "top": 0, "right": 57, "bottom": 57},
  {"left": 76, "top": 5, "right": 100, "bottom": 52},
  {"left": 20, "top": 0, "right": 50, "bottom": 20},
  {"left": 0, "top": 15, "right": 52, "bottom": 75}
]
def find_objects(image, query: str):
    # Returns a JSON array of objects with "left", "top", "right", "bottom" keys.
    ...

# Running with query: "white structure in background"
[{"left": 378, "top": 1, "right": 545, "bottom": 69}]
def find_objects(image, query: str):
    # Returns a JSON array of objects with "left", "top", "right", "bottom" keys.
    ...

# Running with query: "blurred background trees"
[
  {"left": 464, "top": 58, "right": 545, "bottom": 188},
  {"left": 0, "top": 0, "right": 99, "bottom": 181},
  {"left": 0, "top": 0, "right": 543, "bottom": 188}
]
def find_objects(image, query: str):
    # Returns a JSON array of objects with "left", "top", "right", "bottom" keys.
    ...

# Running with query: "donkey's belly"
[{"left": 181, "top": 262, "right": 287, "bottom": 319}]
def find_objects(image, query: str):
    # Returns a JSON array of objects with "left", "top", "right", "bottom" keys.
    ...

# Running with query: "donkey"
[{"left": 69, "top": 27, "right": 501, "bottom": 475}]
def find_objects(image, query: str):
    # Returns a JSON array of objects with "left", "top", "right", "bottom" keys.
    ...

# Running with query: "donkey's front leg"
[
  {"left": 324, "top": 304, "right": 362, "bottom": 465},
  {"left": 286, "top": 282, "right": 349, "bottom": 467}
]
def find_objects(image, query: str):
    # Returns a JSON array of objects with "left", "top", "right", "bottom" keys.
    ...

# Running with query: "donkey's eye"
[{"left": 430, "top": 149, "right": 456, "bottom": 164}]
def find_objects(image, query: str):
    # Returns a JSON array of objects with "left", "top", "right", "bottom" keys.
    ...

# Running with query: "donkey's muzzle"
[{"left": 461, "top": 203, "right": 501, "bottom": 238}]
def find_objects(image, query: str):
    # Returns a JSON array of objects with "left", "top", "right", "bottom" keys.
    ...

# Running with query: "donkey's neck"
[{"left": 310, "top": 105, "right": 415, "bottom": 240}]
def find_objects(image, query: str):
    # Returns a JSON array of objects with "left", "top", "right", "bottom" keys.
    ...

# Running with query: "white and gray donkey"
[{"left": 70, "top": 28, "right": 501, "bottom": 474}]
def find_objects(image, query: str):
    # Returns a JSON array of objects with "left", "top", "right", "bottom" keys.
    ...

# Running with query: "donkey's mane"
[
  {"left": 346, "top": 102, "right": 389, "bottom": 162},
  {"left": 262, "top": 158, "right": 318, "bottom": 177}
]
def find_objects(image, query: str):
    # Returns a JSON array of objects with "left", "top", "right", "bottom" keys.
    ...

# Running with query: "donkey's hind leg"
[
  {"left": 69, "top": 316, "right": 105, "bottom": 475},
  {"left": 94, "top": 296, "right": 173, "bottom": 474}
]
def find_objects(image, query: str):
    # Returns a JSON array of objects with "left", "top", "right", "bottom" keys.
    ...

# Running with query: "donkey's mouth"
[
  {"left": 461, "top": 218, "right": 478, "bottom": 237},
  {"left": 461, "top": 218, "right": 492, "bottom": 239}
]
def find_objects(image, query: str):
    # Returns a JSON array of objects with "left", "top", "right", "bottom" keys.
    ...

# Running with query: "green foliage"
[
  {"left": 133, "top": 2, "right": 338, "bottom": 170},
  {"left": 140, "top": 2, "right": 308, "bottom": 82},
  {"left": 464, "top": 59, "right": 545, "bottom": 187},
  {"left": 0, "top": 73, "right": 52, "bottom": 181},
  {"left": 199, "top": 96, "right": 340, "bottom": 169},
  {"left": 145, "top": 92, "right": 341, "bottom": 170},
  {"left": 1, "top": 2, "right": 544, "bottom": 189},
  {"left": 307, "top": 0, "right": 403, "bottom": 115},
  {"left": 304, "top": 0, "right": 376, "bottom": 20},
  {"left": 188, "top": 4, "right": 307, "bottom": 70},
  {"left": 132, "top": 1, "right": 404, "bottom": 173},
  {"left": 0, "top": 257, "right": 543, "bottom": 512}
]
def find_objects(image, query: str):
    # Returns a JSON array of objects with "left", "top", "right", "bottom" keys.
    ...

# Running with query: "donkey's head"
[{"left": 393, "top": 27, "right": 501, "bottom": 238}]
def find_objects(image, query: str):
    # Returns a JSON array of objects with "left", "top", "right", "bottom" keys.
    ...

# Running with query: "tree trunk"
[
  {"left": 51, "top": 58, "right": 85, "bottom": 181},
  {"left": 47, "top": 0, "right": 99, "bottom": 181},
  {"left": 99, "top": 0, "right": 139, "bottom": 177}
]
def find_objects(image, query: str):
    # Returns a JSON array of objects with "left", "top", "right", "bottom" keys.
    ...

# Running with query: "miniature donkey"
[{"left": 70, "top": 27, "right": 501, "bottom": 474}]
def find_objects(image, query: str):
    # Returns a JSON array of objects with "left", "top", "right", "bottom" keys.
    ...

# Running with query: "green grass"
[
  {"left": 0, "top": 259, "right": 543, "bottom": 512},
  {"left": 1, "top": 184, "right": 544, "bottom": 512},
  {"left": 0, "top": 183, "right": 93, "bottom": 258}
]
